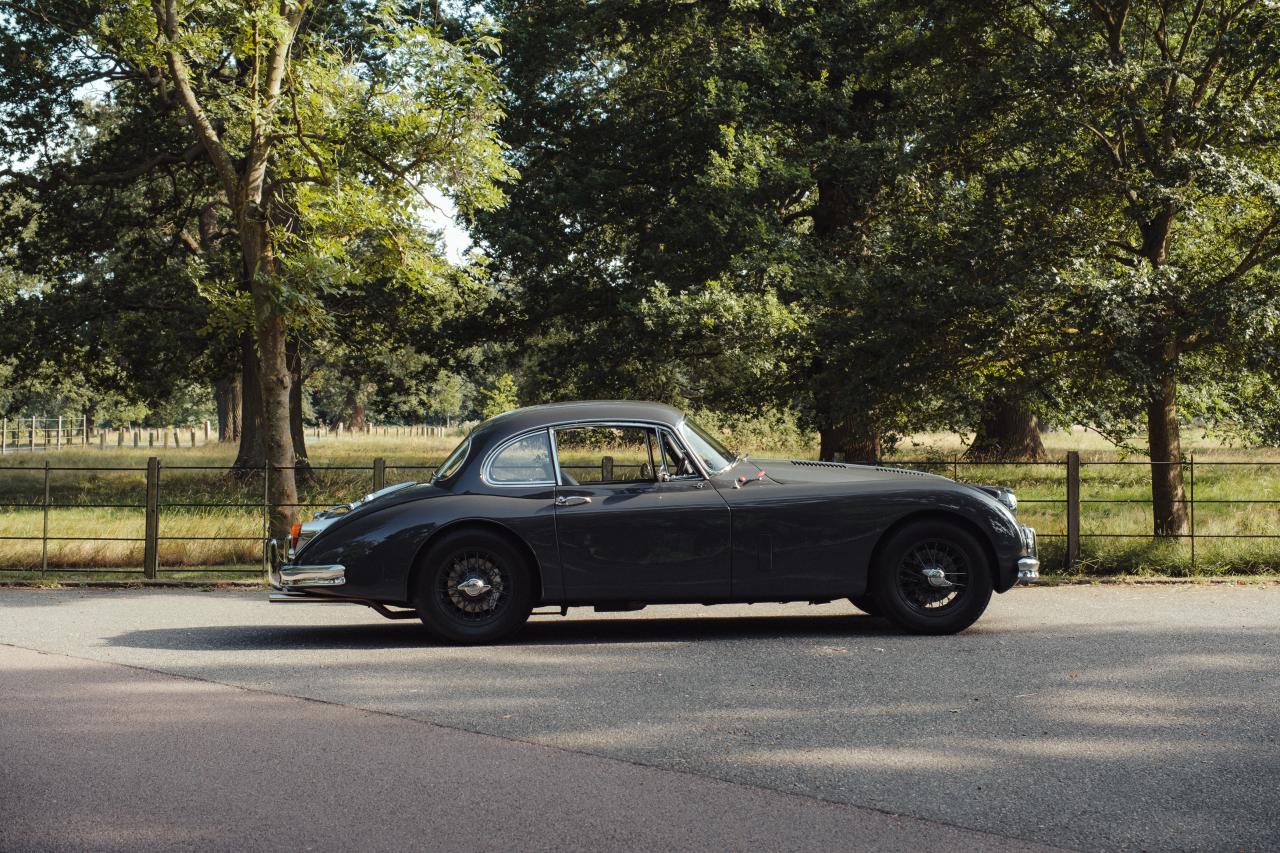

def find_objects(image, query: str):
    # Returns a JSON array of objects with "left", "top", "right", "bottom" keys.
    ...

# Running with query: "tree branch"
[{"left": 153, "top": 0, "right": 240, "bottom": 202}]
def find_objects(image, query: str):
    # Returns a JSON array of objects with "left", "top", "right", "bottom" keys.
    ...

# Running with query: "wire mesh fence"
[{"left": 0, "top": 452, "right": 1275, "bottom": 577}]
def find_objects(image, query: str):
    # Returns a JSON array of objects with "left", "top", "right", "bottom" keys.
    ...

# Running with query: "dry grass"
[{"left": 1, "top": 426, "right": 1278, "bottom": 578}]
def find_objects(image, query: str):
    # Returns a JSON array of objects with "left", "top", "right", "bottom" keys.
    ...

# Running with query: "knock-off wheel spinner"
[
  {"left": 442, "top": 552, "right": 506, "bottom": 619},
  {"left": 896, "top": 540, "right": 968, "bottom": 611}
]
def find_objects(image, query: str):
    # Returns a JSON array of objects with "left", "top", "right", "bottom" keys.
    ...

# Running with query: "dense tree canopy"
[
  {"left": 470, "top": 0, "right": 1280, "bottom": 535},
  {"left": 2, "top": 0, "right": 1279, "bottom": 541}
]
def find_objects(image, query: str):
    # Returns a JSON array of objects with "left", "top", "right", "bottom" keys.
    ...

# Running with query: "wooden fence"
[{"left": 0, "top": 418, "right": 456, "bottom": 453}]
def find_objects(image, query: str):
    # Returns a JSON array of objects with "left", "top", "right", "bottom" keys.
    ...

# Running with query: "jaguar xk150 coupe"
[{"left": 269, "top": 401, "right": 1038, "bottom": 642}]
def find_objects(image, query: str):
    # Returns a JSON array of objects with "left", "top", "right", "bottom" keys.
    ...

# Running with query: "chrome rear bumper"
[
  {"left": 280, "top": 564, "right": 346, "bottom": 587},
  {"left": 265, "top": 538, "right": 345, "bottom": 589}
]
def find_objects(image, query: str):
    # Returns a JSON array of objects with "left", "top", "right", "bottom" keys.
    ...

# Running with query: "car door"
[{"left": 553, "top": 424, "right": 731, "bottom": 600}]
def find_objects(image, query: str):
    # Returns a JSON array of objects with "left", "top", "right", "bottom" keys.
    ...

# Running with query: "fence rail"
[{"left": 0, "top": 450, "right": 1274, "bottom": 577}]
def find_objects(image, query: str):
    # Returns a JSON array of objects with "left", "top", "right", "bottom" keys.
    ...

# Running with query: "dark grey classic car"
[{"left": 269, "top": 401, "right": 1038, "bottom": 642}]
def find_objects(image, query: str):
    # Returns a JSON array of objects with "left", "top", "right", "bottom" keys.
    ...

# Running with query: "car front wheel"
[
  {"left": 415, "top": 529, "right": 533, "bottom": 644},
  {"left": 871, "top": 519, "right": 994, "bottom": 635}
]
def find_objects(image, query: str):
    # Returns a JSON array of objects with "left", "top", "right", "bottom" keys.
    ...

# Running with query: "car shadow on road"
[{"left": 106, "top": 611, "right": 903, "bottom": 651}]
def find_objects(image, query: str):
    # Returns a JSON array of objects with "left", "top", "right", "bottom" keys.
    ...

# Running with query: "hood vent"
[
  {"left": 789, "top": 460, "right": 852, "bottom": 468},
  {"left": 874, "top": 466, "right": 930, "bottom": 477}
]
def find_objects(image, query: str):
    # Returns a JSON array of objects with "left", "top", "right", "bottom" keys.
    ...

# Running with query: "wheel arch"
[
  {"left": 406, "top": 518, "right": 545, "bottom": 604},
  {"left": 866, "top": 509, "right": 999, "bottom": 588}
]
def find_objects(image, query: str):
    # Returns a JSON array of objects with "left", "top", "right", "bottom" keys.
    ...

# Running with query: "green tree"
[
  {"left": 1, "top": 1, "right": 513, "bottom": 537},
  {"left": 479, "top": 373, "right": 519, "bottom": 419},
  {"left": 935, "top": 0, "right": 1280, "bottom": 535}
]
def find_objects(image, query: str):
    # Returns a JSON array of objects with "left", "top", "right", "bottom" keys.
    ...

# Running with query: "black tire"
[
  {"left": 848, "top": 594, "right": 883, "bottom": 616},
  {"left": 414, "top": 529, "right": 534, "bottom": 644},
  {"left": 871, "top": 519, "right": 993, "bottom": 635}
]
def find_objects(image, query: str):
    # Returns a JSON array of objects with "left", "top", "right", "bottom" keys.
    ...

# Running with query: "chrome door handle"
[{"left": 555, "top": 495, "right": 592, "bottom": 507}]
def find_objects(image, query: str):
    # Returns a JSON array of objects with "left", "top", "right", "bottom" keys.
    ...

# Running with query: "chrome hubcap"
[
  {"left": 456, "top": 577, "right": 492, "bottom": 597},
  {"left": 921, "top": 566, "right": 955, "bottom": 588},
  {"left": 897, "top": 541, "right": 967, "bottom": 612},
  {"left": 441, "top": 552, "right": 506, "bottom": 620}
]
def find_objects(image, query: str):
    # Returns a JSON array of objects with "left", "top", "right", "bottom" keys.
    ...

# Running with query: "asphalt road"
[{"left": 0, "top": 585, "right": 1276, "bottom": 852}]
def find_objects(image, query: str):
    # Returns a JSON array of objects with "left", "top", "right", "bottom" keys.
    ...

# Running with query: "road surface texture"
[{"left": 0, "top": 585, "right": 1276, "bottom": 852}]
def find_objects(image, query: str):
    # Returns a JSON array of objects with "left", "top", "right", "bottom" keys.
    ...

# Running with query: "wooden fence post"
[
  {"left": 41, "top": 460, "right": 50, "bottom": 576},
  {"left": 189, "top": 428, "right": 196, "bottom": 447},
  {"left": 1066, "top": 451, "right": 1081, "bottom": 572},
  {"left": 601, "top": 456, "right": 614, "bottom": 481},
  {"left": 83, "top": 417, "right": 89, "bottom": 446},
  {"left": 373, "top": 457, "right": 386, "bottom": 491},
  {"left": 143, "top": 457, "right": 160, "bottom": 579},
  {"left": 56, "top": 415, "right": 62, "bottom": 449},
  {"left": 1, "top": 418, "right": 6, "bottom": 455},
  {"left": 204, "top": 421, "right": 211, "bottom": 443},
  {"left": 1189, "top": 453, "right": 1196, "bottom": 570},
  {"left": 118, "top": 428, "right": 124, "bottom": 447},
  {"left": 99, "top": 430, "right": 105, "bottom": 449}
]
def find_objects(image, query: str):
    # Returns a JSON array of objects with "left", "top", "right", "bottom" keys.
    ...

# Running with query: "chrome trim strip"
[
  {"left": 548, "top": 426, "right": 563, "bottom": 486},
  {"left": 280, "top": 564, "right": 346, "bottom": 587}
]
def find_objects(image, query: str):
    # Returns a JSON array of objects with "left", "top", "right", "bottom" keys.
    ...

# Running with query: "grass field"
[{"left": 1, "top": 426, "right": 1277, "bottom": 578}]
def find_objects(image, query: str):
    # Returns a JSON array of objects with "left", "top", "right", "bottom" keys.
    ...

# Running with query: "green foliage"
[{"left": 478, "top": 373, "right": 520, "bottom": 420}]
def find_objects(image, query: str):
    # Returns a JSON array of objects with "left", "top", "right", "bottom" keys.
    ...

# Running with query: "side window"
[
  {"left": 553, "top": 425, "right": 660, "bottom": 484},
  {"left": 487, "top": 431, "right": 554, "bottom": 484}
]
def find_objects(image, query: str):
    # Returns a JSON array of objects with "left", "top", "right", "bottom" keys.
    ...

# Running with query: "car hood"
[{"left": 749, "top": 458, "right": 952, "bottom": 486}]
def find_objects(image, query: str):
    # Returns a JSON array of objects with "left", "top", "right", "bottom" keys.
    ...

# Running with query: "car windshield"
[
  {"left": 430, "top": 436, "right": 470, "bottom": 484},
  {"left": 679, "top": 418, "right": 738, "bottom": 474}
]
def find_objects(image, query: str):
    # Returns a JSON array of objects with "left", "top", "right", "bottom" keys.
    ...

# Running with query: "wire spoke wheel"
[
  {"left": 872, "top": 520, "right": 992, "bottom": 635},
  {"left": 439, "top": 550, "right": 508, "bottom": 622},
  {"left": 894, "top": 539, "right": 969, "bottom": 614},
  {"left": 416, "top": 530, "right": 534, "bottom": 644}
]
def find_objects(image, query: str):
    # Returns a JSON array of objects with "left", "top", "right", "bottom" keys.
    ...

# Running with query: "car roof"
[{"left": 472, "top": 400, "right": 687, "bottom": 442}]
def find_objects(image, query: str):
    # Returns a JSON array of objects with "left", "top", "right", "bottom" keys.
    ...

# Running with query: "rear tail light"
[{"left": 289, "top": 522, "right": 301, "bottom": 551}]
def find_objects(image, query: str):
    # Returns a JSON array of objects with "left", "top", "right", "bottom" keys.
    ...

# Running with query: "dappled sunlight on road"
[{"left": 1, "top": 585, "right": 1277, "bottom": 851}]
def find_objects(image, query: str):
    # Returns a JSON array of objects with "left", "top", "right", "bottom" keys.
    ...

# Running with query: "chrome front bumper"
[
  {"left": 265, "top": 539, "right": 346, "bottom": 590},
  {"left": 1017, "top": 525, "right": 1040, "bottom": 583}
]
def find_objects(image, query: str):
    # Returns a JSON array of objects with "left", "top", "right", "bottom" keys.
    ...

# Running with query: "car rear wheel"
[
  {"left": 871, "top": 519, "right": 993, "bottom": 635},
  {"left": 415, "top": 529, "right": 533, "bottom": 644}
]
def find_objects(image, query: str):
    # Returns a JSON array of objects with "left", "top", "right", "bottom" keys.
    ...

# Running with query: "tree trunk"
[
  {"left": 1139, "top": 211, "right": 1189, "bottom": 539},
  {"left": 1147, "top": 361, "right": 1189, "bottom": 538},
  {"left": 250, "top": 289, "right": 299, "bottom": 541},
  {"left": 340, "top": 388, "right": 368, "bottom": 432},
  {"left": 819, "top": 418, "right": 881, "bottom": 464},
  {"left": 965, "top": 394, "right": 1047, "bottom": 461},
  {"left": 214, "top": 375, "right": 242, "bottom": 443},
  {"left": 287, "top": 340, "right": 310, "bottom": 477},
  {"left": 233, "top": 334, "right": 265, "bottom": 469}
]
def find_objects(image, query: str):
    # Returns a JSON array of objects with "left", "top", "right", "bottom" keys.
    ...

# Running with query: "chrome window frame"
[
  {"left": 480, "top": 428, "right": 557, "bottom": 488},
  {"left": 657, "top": 426, "right": 705, "bottom": 481},
  {"left": 548, "top": 420, "right": 710, "bottom": 486},
  {"left": 431, "top": 435, "right": 472, "bottom": 485},
  {"left": 676, "top": 417, "right": 736, "bottom": 475}
]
